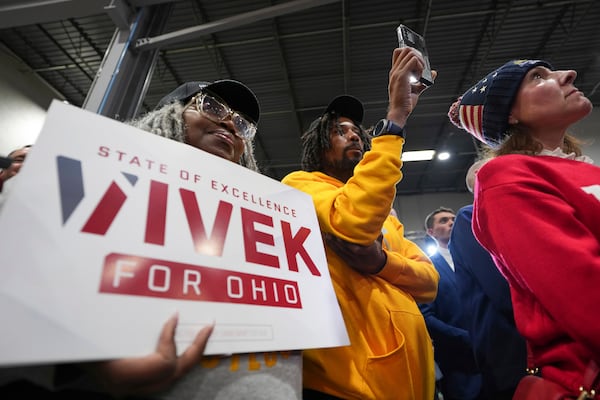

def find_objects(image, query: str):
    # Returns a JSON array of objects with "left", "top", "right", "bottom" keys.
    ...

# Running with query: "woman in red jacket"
[{"left": 448, "top": 59, "right": 600, "bottom": 398}]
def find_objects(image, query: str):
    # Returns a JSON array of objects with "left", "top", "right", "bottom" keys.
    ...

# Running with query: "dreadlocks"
[
  {"left": 300, "top": 111, "right": 372, "bottom": 172},
  {"left": 129, "top": 102, "right": 260, "bottom": 172}
]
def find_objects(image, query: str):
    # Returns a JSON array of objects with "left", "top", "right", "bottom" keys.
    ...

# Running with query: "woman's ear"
[{"left": 508, "top": 114, "right": 519, "bottom": 125}]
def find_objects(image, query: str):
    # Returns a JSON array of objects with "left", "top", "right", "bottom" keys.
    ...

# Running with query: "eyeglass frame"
[{"left": 184, "top": 92, "right": 257, "bottom": 141}]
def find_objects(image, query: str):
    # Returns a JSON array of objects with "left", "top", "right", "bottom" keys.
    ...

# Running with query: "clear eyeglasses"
[{"left": 188, "top": 93, "right": 257, "bottom": 140}]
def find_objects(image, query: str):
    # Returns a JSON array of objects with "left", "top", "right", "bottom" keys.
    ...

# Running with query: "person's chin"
[
  {"left": 349, "top": 154, "right": 363, "bottom": 164},
  {"left": 341, "top": 157, "right": 360, "bottom": 170},
  {"left": 347, "top": 148, "right": 363, "bottom": 158},
  {"left": 199, "top": 145, "right": 232, "bottom": 163},
  {"left": 215, "top": 149, "right": 237, "bottom": 162}
]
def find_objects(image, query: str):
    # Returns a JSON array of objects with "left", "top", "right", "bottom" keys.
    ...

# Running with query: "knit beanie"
[{"left": 448, "top": 59, "right": 552, "bottom": 147}]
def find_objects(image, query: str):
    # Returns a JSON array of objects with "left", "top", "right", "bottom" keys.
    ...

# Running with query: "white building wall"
[{"left": 0, "top": 45, "right": 61, "bottom": 155}]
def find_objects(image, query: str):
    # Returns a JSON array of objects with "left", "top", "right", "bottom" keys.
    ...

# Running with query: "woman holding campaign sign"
[
  {"left": 130, "top": 79, "right": 302, "bottom": 400},
  {"left": 138, "top": 80, "right": 261, "bottom": 173},
  {"left": 0, "top": 80, "right": 301, "bottom": 399}
]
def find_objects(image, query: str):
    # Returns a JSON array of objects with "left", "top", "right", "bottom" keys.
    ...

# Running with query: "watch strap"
[{"left": 372, "top": 119, "right": 405, "bottom": 138}]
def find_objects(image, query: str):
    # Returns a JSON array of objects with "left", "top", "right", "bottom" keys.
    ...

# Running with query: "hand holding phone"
[{"left": 396, "top": 25, "right": 434, "bottom": 86}]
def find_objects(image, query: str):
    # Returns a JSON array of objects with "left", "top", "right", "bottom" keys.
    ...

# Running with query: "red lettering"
[
  {"left": 82, "top": 182, "right": 127, "bottom": 235},
  {"left": 281, "top": 221, "right": 321, "bottom": 276},
  {"left": 145, "top": 180, "right": 168, "bottom": 245},
  {"left": 98, "top": 146, "right": 109, "bottom": 157},
  {"left": 241, "top": 207, "right": 279, "bottom": 268},
  {"left": 78, "top": 175, "right": 312, "bottom": 274},
  {"left": 129, "top": 156, "right": 141, "bottom": 167},
  {"left": 180, "top": 188, "right": 233, "bottom": 256}
]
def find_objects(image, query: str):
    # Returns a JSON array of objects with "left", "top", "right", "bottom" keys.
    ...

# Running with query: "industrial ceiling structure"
[{"left": 1, "top": 0, "right": 599, "bottom": 195}]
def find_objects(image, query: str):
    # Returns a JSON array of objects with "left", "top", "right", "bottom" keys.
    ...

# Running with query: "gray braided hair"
[{"left": 129, "top": 102, "right": 260, "bottom": 172}]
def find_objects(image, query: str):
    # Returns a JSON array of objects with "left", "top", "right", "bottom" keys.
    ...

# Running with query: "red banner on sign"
[{"left": 100, "top": 253, "right": 303, "bottom": 309}]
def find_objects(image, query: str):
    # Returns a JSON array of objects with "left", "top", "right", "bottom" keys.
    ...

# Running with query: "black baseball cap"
[
  {"left": 156, "top": 79, "right": 260, "bottom": 124},
  {"left": 324, "top": 95, "right": 364, "bottom": 124}
]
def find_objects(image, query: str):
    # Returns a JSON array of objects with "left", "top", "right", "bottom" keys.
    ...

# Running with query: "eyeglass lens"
[{"left": 198, "top": 95, "right": 255, "bottom": 139}]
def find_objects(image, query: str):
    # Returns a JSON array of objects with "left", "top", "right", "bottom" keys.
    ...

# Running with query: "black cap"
[
  {"left": 156, "top": 79, "right": 260, "bottom": 124},
  {"left": 324, "top": 95, "right": 364, "bottom": 124}
]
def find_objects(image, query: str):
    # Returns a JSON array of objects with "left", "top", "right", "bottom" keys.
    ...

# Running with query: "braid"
[
  {"left": 130, "top": 102, "right": 187, "bottom": 142},
  {"left": 300, "top": 112, "right": 371, "bottom": 172},
  {"left": 300, "top": 115, "right": 328, "bottom": 172},
  {"left": 129, "top": 102, "right": 261, "bottom": 173},
  {"left": 240, "top": 139, "right": 260, "bottom": 172}
]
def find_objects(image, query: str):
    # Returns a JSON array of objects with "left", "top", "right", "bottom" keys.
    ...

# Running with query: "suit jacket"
[
  {"left": 419, "top": 251, "right": 481, "bottom": 399},
  {"left": 449, "top": 204, "right": 526, "bottom": 396}
]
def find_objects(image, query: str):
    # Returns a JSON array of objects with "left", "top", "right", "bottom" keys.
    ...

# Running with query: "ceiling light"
[
  {"left": 437, "top": 151, "right": 450, "bottom": 160},
  {"left": 402, "top": 150, "right": 435, "bottom": 162}
]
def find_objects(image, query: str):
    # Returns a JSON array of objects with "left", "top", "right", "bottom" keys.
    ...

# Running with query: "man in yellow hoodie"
[{"left": 282, "top": 47, "right": 439, "bottom": 400}]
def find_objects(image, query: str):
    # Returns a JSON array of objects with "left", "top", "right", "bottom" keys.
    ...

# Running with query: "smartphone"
[{"left": 396, "top": 24, "right": 434, "bottom": 86}]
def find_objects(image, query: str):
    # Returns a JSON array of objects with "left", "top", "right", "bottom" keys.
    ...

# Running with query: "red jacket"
[{"left": 472, "top": 154, "right": 600, "bottom": 395}]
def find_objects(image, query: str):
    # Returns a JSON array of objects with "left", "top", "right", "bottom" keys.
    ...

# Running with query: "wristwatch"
[{"left": 371, "top": 119, "right": 405, "bottom": 138}]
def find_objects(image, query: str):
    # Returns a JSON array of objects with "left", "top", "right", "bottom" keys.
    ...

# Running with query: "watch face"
[{"left": 373, "top": 119, "right": 387, "bottom": 136}]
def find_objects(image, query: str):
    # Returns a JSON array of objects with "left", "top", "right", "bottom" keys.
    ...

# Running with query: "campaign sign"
[{"left": 0, "top": 100, "right": 348, "bottom": 366}]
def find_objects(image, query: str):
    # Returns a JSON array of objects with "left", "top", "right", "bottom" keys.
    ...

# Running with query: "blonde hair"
[{"left": 485, "top": 125, "right": 583, "bottom": 158}]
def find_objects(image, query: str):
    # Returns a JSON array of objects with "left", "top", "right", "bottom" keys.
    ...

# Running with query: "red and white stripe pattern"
[{"left": 459, "top": 102, "right": 484, "bottom": 143}]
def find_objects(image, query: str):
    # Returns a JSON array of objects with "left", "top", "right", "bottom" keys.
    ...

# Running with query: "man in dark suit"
[
  {"left": 420, "top": 207, "right": 482, "bottom": 400},
  {"left": 448, "top": 160, "right": 526, "bottom": 399}
]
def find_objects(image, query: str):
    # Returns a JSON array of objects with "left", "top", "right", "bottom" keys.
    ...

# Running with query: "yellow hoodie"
[{"left": 282, "top": 135, "right": 439, "bottom": 399}]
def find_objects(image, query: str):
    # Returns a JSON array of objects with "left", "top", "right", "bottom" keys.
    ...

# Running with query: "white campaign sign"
[{"left": 0, "top": 100, "right": 348, "bottom": 366}]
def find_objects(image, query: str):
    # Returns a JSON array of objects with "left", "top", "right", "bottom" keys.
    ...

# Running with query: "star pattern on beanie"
[{"left": 448, "top": 59, "right": 552, "bottom": 147}]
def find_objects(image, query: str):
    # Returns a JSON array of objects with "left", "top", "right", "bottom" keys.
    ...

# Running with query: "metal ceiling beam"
[
  {"left": 415, "top": 0, "right": 512, "bottom": 192},
  {"left": 36, "top": 23, "right": 96, "bottom": 82},
  {"left": 135, "top": 0, "right": 340, "bottom": 51},
  {"left": 0, "top": 0, "right": 176, "bottom": 29},
  {"left": 266, "top": 15, "right": 296, "bottom": 178},
  {"left": 104, "top": 0, "right": 134, "bottom": 31},
  {"left": 537, "top": 2, "right": 577, "bottom": 59},
  {"left": 188, "top": 0, "right": 232, "bottom": 78},
  {"left": 10, "top": 27, "right": 85, "bottom": 98},
  {"left": 341, "top": 0, "right": 349, "bottom": 92},
  {"left": 0, "top": 0, "right": 113, "bottom": 29},
  {"left": 84, "top": 4, "right": 172, "bottom": 120}
]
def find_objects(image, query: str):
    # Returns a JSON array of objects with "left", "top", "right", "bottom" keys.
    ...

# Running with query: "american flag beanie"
[{"left": 448, "top": 59, "right": 552, "bottom": 147}]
